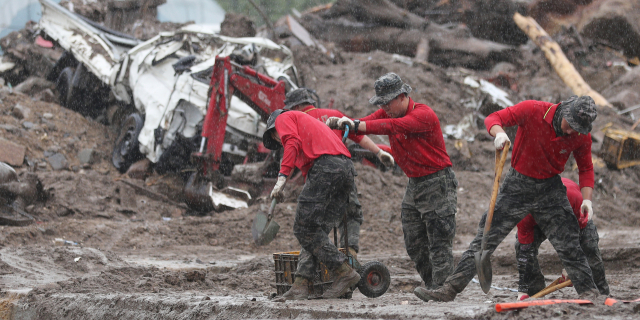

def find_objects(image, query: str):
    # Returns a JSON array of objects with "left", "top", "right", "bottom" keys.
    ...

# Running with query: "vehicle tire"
[
  {"left": 56, "top": 67, "right": 75, "bottom": 109},
  {"left": 357, "top": 261, "right": 390, "bottom": 298},
  {"left": 112, "top": 113, "right": 145, "bottom": 173}
]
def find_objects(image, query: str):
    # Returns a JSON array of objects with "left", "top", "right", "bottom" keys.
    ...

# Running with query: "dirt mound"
[
  {"left": 0, "top": 90, "right": 116, "bottom": 173},
  {"left": 220, "top": 13, "right": 256, "bottom": 38}
]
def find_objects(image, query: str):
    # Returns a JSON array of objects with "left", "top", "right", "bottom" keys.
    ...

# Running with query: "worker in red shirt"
[
  {"left": 516, "top": 177, "right": 609, "bottom": 300},
  {"left": 327, "top": 73, "right": 458, "bottom": 292},
  {"left": 281, "top": 88, "right": 395, "bottom": 288},
  {"left": 415, "top": 95, "right": 602, "bottom": 302},
  {"left": 263, "top": 109, "right": 361, "bottom": 301}
]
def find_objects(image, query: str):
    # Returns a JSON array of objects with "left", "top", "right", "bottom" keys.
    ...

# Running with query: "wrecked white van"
[{"left": 38, "top": 0, "right": 299, "bottom": 174}]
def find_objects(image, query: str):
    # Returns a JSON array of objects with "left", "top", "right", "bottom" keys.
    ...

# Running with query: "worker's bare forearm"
[
  {"left": 357, "top": 135, "right": 380, "bottom": 154},
  {"left": 581, "top": 187, "right": 593, "bottom": 201},
  {"left": 358, "top": 121, "right": 367, "bottom": 133},
  {"left": 489, "top": 125, "right": 505, "bottom": 137}
]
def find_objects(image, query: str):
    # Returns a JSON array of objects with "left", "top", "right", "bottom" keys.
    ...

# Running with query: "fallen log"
[
  {"left": 513, "top": 12, "right": 612, "bottom": 108},
  {"left": 299, "top": 14, "right": 518, "bottom": 69},
  {"left": 321, "top": 0, "right": 428, "bottom": 30}
]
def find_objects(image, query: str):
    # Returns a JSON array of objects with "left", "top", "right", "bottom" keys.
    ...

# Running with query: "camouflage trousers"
[
  {"left": 516, "top": 220, "right": 609, "bottom": 295},
  {"left": 293, "top": 155, "right": 356, "bottom": 280},
  {"left": 402, "top": 167, "right": 458, "bottom": 288},
  {"left": 297, "top": 181, "right": 363, "bottom": 279},
  {"left": 445, "top": 168, "right": 598, "bottom": 294}
]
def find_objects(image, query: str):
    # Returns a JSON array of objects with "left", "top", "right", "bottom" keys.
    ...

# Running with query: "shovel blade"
[
  {"left": 475, "top": 250, "right": 493, "bottom": 294},
  {"left": 252, "top": 211, "right": 280, "bottom": 246}
]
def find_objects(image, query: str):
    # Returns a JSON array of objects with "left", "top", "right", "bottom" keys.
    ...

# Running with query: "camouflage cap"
[
  {"left": 283, "top": 88, "right": 316, "bottom": 110},
  {"left": 369, "top": 73, "right": 412, "bottom": 105},
  {"left": 561, "top": 95, "right": 597, "bottom": 134},
  {"left": 263, "top": 109, "right": 287, "bottom": 150}
]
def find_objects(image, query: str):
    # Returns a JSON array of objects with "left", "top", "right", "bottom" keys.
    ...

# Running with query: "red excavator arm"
[
  {"left": 185, "top": 56, "right": 287, "bottom": 212},
  {"left": 192, "top": 56, "right": 286, "bottom": 175}
]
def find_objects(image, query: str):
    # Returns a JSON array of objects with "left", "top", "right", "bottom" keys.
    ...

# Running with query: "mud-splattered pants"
[
  {"left": 444, "top": 168, "right": 598, "bottom": 294},
  {"left": 293, "top": 155, "right": 356, "bottom": 280},
  {"left": 296, "top": 180, "right": 363, "bottom": 279},
  {"left": 516, "top": 220, "right": 609, "bottom": 295},
  {"left": 402, "top": 167, "right": 458, "bottom": 288}
]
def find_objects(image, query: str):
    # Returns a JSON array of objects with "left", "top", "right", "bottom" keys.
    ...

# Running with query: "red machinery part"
[{"left": 192, "top": 56, "right": 286, "bottom": 175}]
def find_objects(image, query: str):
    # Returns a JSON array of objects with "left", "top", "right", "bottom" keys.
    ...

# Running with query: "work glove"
[
  {"left": 337, "top": 116, "right": 355, "bottom": 130},
  {"left": 326, "top": 116, "right": 354, "bottom": 130},
  {"left": 517, "top": 292, "right": 529, "bottom": 301},
  {"left": 270, "top": 176, "right": 287, "bottom": 202},
  {"left": 325, "top": 116, "right": 340, "bottom": 129},
  {"left": 581, "top": 200, "right": 594, "bottom": 221},
  {"left": 494, "top": 132, "right": 511, "bottom": 150},
  {"left": 376, "top": 149, "right": 395, "bottom": 167}
]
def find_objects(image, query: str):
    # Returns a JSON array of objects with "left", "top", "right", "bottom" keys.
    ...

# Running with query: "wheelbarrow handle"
[
  {"left": 342, "top": 125, "right": 350, "bottom": 143},
  {"left": 267, "top": 198, "right": 277, "bottom": 220},
  {"left": 481, "top": 141, "right": 510, "bottom": 247}
]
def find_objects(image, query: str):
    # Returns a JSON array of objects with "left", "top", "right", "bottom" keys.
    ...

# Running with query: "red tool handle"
[{"left": 496, "top": 299, "right": 593, "bottom": 312}]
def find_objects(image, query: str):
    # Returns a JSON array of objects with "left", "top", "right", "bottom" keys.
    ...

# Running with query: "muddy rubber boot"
[
  {"left": 578, "top": 288, "right": 606, "bottom": 305},
  {"left": 414, "top": 283, "right": 457, "bottom": 302},
  {"left": 322, "top": 262, "right": 360, "bottom": 299},
  {"left": 274, "top": 276, "right": 310, "bottom": 302}
]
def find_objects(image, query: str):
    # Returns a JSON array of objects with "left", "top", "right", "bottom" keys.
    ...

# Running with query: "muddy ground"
[{"left": 1, "top": 22, "right": 640, "bottom": 320}]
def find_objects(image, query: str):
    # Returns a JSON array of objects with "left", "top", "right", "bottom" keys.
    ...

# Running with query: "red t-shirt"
[
  {"left": 484, "top": 100, "right": 594, "bottom": 188},
  {"left": 517, "top": 178, "right": 587, "bottom": 244},
  {"left": 298, "top": 105, "right": 364, "bottom": 143},
  {"left": 276, "top": 111, "right": 351, "bottom": 177},
  {"left": 359, "top": 98, "right": 452, "bottom": 178}
]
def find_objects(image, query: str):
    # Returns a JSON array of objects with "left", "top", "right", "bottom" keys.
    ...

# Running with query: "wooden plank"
[{"left": 286, "top": 15, "right": 316, "bottom": 47}]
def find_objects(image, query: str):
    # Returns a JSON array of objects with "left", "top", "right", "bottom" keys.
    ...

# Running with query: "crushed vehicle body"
[{"left": 37, "top": 0, "right": 300, "bottom": 179}]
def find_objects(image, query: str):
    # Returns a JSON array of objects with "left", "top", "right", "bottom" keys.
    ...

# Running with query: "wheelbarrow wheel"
[{"left": 357, "top": 261, "right": 390, "bottom": 298}]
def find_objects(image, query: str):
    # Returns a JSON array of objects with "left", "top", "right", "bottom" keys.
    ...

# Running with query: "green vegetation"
[{"left": 216, "top": 0, "right": 333, "bottom": 26}]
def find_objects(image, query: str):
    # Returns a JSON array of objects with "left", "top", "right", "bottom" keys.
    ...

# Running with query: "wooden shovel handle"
[
  {"left": 532, "top": 280, "right": 573, "bottom": 298},
  {"left": 483, "top": 141, "right": 510, "bottom": 237}
]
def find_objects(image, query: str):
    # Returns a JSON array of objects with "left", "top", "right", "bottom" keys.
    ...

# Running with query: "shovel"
[
  {"left": 252, "top": 198, "right": 280, "bottom": 246},
  {"left": 475, "top": 141, "right": 510, "bottom": 294}
]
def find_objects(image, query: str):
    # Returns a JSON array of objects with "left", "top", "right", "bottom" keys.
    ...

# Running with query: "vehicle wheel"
[
  {"left": 357, "top": 261, "right": 390, "bottom": 298},
  {"left": 112, "top": 113, "right": 145, "bottom": 173},
  {"left": 56, "top": 67, "right": 75, "bottom": 109}
]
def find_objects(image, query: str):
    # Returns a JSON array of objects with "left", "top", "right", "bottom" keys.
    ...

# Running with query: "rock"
[
  {"left": 12, "top": 103, "right": 30, "bottom": 120},
  {"left": 13, "top": 76, "right": 55, "bottom": 96},
  {"left": 78, "top": 148, "right": 98, "bottom": 165},
  {"left": 42, "top": 113, "right": 53, "bottom": 119},
  {"left": 22, "top": 121, "right": 35, "bottom": 129},
  {"left": 34, "top": 88, "right": 56, "bottom": 103},
  {"left": 42, "top": 120, "right": 57, "bottom": 131},
  {"left": 0, "top": 138, "right": 25, "bottom": 166},
  {"left": 47, "top": 153, "right": 68, "bottom": 171},
  {"left": 0, "top": 124, "right": 18, "bottom": 132}
]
